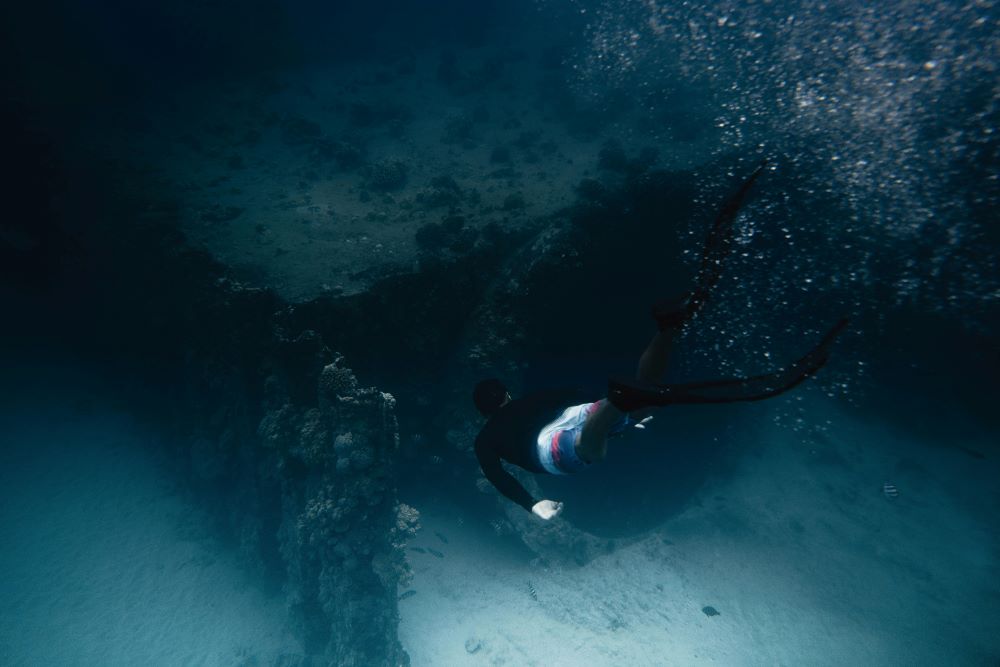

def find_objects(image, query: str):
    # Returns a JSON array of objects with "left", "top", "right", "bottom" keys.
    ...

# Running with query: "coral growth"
[
  {"left": 414, "top": 175, "right": 463, "bottom": 210},
  {"left": 178, "top": 280, "right": 414, "bottom": 666},
  {"left": 365, "top": 157, "right": 408, "bottom": 191}
]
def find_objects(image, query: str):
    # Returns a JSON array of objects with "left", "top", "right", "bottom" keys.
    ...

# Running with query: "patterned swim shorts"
[{"left": 536, "top": 401, "right": 629, "bottom": 475}]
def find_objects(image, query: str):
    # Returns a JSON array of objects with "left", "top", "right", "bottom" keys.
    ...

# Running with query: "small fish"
[
  {"left": 398, "top": 590, "right": 417, "bottom": 601},
  {"left": 435, "top": 531, "right": 449, "bottom": 544},
  {"left": 427, "top": 548, "right": 445, "bottom": 558},
  {"left": 883, "top": 482, "right": 899, "bottom": 498},
  {"left": 702, "top": 606, "right": 720, "bottom": 617},
  {"left": 527, "top": 580, "right": 538, "bottom": 601},
  {"left": 410, "top": 547, "right": 426, "bottom": 554}
]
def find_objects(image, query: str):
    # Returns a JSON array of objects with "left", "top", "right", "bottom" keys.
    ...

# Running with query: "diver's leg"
[
  {"left": 637, "top": 328, "right": 674, "bottom": 382},
  {"left": 631, "top": 328, "right": 674, "bottom": 426},
  {"left": 576, "top": 399, "right": 624, "bottom": 463},
  {"left": 579, "top": 307, "right": 688, "bottom": 461},
  {"left": 637, "top": 293, "right": 693, "bottom": 382},
  {"left": 577, "top": 327, "right": 675, "bottom": 462}
]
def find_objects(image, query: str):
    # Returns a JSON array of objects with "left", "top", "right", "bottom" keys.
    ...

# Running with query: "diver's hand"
[
  {"left": 532, "top": 499, "right": 563, "bottom": 520},
  {"left": 633, "top": 416, "right": 654, "bottom": 430}
]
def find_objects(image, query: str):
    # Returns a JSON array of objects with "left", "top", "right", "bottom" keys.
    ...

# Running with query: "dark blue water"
[{"left": 2, "top": 1, "right": 997, "bottom": 665}]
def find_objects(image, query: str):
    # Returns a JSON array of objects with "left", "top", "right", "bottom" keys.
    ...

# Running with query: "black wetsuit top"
[{"left": 474, "top": 388, "right": 589, "bottom": 513}]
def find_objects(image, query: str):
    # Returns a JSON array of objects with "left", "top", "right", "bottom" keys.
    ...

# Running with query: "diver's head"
[{"left": 473, "top": 378, "right": 509, "bottom": 417}]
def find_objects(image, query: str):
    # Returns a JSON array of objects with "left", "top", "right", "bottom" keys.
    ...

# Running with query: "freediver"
[{"left": 472, "top": 162, "right": 847, "bottom": 519}]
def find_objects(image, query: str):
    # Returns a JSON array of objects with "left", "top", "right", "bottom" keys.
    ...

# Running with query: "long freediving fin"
[
  {"left": 688, "top": 160, "right": 769, "bottom": 315},
  {"left": 608, "top": 317, "right": 848, "bottom": 412}
]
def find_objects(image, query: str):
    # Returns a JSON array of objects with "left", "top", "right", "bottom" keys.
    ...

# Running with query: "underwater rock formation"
[
  {"left": 177, "top": 279, "right": 416, "bottom": 666},
  {"left": 365, "top": 157, "right": 408, "bottom": 191}
]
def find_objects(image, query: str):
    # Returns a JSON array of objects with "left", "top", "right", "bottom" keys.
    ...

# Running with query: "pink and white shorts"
[{"left": 536, "top": 401, "right": 628, "bottom": 474}]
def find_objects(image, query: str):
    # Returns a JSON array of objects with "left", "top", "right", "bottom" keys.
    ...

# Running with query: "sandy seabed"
[
  {"left": 399, "top": 399, "right": 999, "bottom": 666},
  {"left": 1, "top": 379, "right": 995, "bottom": 666},
  {"left": 0, "top": 404, "right": 301, "bottom": 666}
]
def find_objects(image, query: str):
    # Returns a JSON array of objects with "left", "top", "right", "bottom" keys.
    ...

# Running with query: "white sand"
[
  {"left": 399, "top": 398, "right": 999, "bottom": 666},
  {"left": 3, "top": 376, "right": 994, "bottom": 665},
  {"left": 0, "top": 404, "right": 301, "bottom": 666}
]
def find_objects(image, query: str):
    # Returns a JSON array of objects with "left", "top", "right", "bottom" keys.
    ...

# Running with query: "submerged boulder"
[{"left": 175, "top": 278, "right": 413, "bottom": 666}]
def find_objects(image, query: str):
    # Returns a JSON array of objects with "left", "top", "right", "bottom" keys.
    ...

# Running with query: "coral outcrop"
[
  {"left": 178, "top": 279, "right": 416, "bottom": 666},
  {"left": 365, "top": 157, "right": 408, "bottom": 191}
]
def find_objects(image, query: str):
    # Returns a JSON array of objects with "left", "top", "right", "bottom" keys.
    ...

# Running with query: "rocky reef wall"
[
  {"left": 13, "top": 178, "right": 420, "bottom": 664},
  {"left": 175, "top": 279, "right": 418, "bottom": 665}
]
